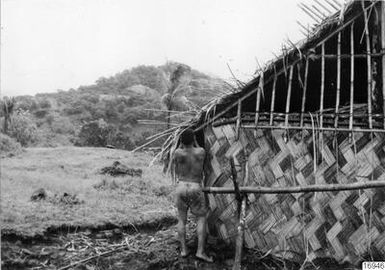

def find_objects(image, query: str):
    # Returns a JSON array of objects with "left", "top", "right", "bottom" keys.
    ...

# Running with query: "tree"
[
  {"left": 1, "top": 97, "right": 16, "bottom": 134},
  {"left": 161, "top": 64, "right": 192, "bottom": 128}
]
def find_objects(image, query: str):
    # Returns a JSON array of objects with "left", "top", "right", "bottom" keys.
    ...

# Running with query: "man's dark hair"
[{"left": 180, "top": 128, "right": 194, "bottom": 146}]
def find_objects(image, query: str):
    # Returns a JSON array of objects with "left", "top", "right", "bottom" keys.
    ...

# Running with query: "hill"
[{"left": 5, "top": 62, "right": 233, "bottom": 150}]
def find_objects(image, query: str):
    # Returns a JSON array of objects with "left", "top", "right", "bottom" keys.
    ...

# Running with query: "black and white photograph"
[{"left": 1, "top": 0, "right": 385, "bottom": 269}]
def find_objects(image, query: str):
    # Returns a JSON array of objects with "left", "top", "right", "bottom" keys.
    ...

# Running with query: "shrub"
[
  {"left": 51, "top": 116, "right": 75, "bottom": 135},
  {"left": 0, "top": 133, "right": 23, "bottom": 157},
  {"left": 38, "top": 99, "right": 51, "bottom": 109},
  {"left": 34, "top": 109, "right": 49, "bottom": 118},
  {"left": 9, "top": 114, "right": 37, "bottom": 146},
  {"left": 76, "top": 119, "right": 115, "bottom": 147}
]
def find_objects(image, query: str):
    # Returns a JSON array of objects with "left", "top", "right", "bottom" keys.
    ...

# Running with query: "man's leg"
[
  {"left": 176, "top": 194, "right": 189, "bottom": 257},
  {"left": 195, "top": 215, "right": 213, "bottom": 262}
]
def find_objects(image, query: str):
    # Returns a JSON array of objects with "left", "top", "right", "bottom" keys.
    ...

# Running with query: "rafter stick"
[
  {"left": 316, "top": 1, "right": 377, "bottom": 48},
  {"left": 297, "top": 20, "right": 309, "bottom": 33},
  {"left": 300, "top": 3, "right": 324, "bottom": 21},
  {"left": 235, "top": 100, "right": 242, "bottom": 140},
  {"left": 320, "top": 43, "right": 325, "bottom": 134},
  {"left": 381, "top": 0, "right": 385, "bottom": 128},
  {"left": 335, "top": 32, "right": 341, "bottom": 129},
  {"left": 202, "top": 180, "right": 385, "bottom": 194},
  {"left": 254, "top": 72, "right": 263, "bottom": 136},
  {"left": 349, "top": 23, "right": 355, "bottom": 139},
  {"left": 315, "top": 0, "right": 333, "bottom": 14},
  {"left": 298, "top": 4, "right": 321, "bottom": 24},
  {"left": 331, "top": 0, "right": 342, "bottom": 8},
  {"left": 362, "top": 0, "right": 373, "bottom": 130},
  {"left": 324, "top": 0, "right": 340, "bottom": 11},
  {"left": 312, "top": 4, "right": 327, "bottom": 19},
  {"left": 301, "top": 3, "right": 324, "bottom": 21},
  {"left": 285, "top": 66, "right": 294, "bottom": 128},
  {"left": 269, "top": 67, "right": 277, "bottom": 126},
  {"left": 300, "top": 59, "right": 309, "bottom": 129}
]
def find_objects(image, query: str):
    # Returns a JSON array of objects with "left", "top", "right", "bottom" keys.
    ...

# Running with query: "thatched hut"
[{"left": 162, "top": 0, "right": 385, "bottom": 264}]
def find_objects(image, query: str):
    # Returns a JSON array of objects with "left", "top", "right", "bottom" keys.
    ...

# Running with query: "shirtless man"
[{"left": 173, "top": 128, "right": 213, "bottom": 263}]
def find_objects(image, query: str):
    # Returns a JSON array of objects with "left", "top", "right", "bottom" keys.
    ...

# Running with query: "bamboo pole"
[
  {"left": 299, "top": 3, "right": 323, "bottom": 22},
  {"left": 299, "top": 4, "right": 322, "bottom": 24},
  {"left": 300, "top": 59, "right": 309, "bottom": 129},
  {"left": 240, "top": 124, "right": 385, "bottom": 134},
  {"left": 320, "top": 43, "right": 325, "bottom": 137},
  {"left": 362, "top": 0, "right": 373, "bottom": 130},
  {"left": 315, "top": 0, "right": 333, "bottom": 14},
  {"left": 306, "top": 52, "right": 385, "bottom": 59},
  {"left": 254, "top": 72, "right": 263, "bottom": 135},
  {"left": 202, "top": 179, "right": 385, "bottom": 194},
  {"left": 236, "top": 100, "right": 242, "bottom": 140},
  {"left": 381, "top": 0, "right": 385, "bottom": 128},
  {"left": 349, "top": 23, "right": 355, "bottom": 139},
  {"left": 131, "top": 132, "right": 171, "bottom": 152},
  {"left": 269, "top": 68, "right": 277, "bottom": 126},
  {"left": 285, "top": 66, "right": 294, "bottom": 128},
  {"left": 335, "top": 32, "right": 342, "bottom": 129},
  {"left": 324, "top": 0, "right": 340, "bottom": 11},
  {"left": 193, "top": 2, "right": 378, "bottom": 134},
  {"left": 233, "top": 197, "right": 246, "bottom": 270}
]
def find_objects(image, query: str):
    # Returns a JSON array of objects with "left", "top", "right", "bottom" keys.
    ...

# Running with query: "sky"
[{"left": 1, "top": 0, "right": 318, "bottom": 96}]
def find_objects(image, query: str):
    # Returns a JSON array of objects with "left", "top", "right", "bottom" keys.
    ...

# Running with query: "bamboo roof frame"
[{"left": 193, "top": 0, "right": 380, "bottom": 133}]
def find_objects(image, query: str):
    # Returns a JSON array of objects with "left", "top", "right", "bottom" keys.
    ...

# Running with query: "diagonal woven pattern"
[{"left": 204, "top": 123, "right": 385, "bottom": 264}]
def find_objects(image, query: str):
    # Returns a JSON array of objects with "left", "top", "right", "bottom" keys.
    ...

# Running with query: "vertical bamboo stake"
[
  {"left": 381, "top": 1, "right": 385, "bottom": 128},
  {"left": 335, "top": 32, "right": 341, "bottom": 129},
  {"left": 233, "top": 196, "right": 247, "bottom": 270},
  {"left": 285, "top": 66, "right": 294, "bottom": 128},
  {"left": 254, "top": 73, "right": 263, "bottom": 136},
  {"left": 349, "top": 23, "right": 355, "bottom": 140},
  {"left": 320, "top": 43, "right": 325, "bottom": 136},
  {"left": 300, "top": 59, "right": 309, "bottom": 129},
  {"left": 362, "top": 0, "right": 373, "bottom": 130},
  {"left": 269, "top": 67, "right": 277, "bottom": 126},
  {"left": 236, "top": 100, "right": 242, "bottom": 140}
]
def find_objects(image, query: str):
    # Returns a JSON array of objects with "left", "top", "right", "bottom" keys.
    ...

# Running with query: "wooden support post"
[
  {"left": 230, "top": 158, "right": 242, "bottom": 204},
  {"left": 254, "top": 73, "right": 263, "bottom": 136},
  {"left": 300, "top": 59, "right": 309, "bottom": 129},
  {"left": 285, "top": 66, "right": 294, "bottom": 128},
  {"left": 349, "top": 23, "right": 355, "bottom": 140},
  {"left": 230, "top": 158, "right": 248, "bottom": 270},
  {"left": 235, "top": 100, "right": 242, "bottom": 140},
  {"left": 320, "top": 43, "right": 325, "bottom": 138},
  {"left": 335, "top": 32, "right": 341, "bottom": 129},
  {"left": 362, "top": 0, "right": 373, "bottom": 130},
  {"left": 233, "top": 196, "right": 247, "bottom": 270},
  {"left": 381, "top": 0, "right": 385, "bottom": 128},
  {"left": 269, "top": 68, "right": 277, "bottom": 126}
]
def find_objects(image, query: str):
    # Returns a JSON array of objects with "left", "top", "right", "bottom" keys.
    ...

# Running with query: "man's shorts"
[{"left": 175, "top": 182, "right": 208, "bottom": 216}]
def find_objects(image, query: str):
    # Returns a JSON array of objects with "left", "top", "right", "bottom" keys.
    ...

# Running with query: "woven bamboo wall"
[{"left": 204, "top": 123, "right": 385, "bottom": 264}]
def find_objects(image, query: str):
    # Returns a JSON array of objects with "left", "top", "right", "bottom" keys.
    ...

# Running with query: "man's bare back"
[{"left": 174, "top": 147, "right": 205, "bottom": 183}]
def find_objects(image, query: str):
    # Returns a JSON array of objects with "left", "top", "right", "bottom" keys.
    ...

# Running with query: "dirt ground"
[
  {"left": 1, "top": 217, "right": 269, "bottom": 270},
  {"left": 2, "top": 217, "right": 353, "bottom": 270}
]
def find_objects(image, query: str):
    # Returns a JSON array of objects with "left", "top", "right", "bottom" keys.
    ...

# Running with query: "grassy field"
[{"left": 1, "top": 147, "right": 176, "bottom": 237}]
